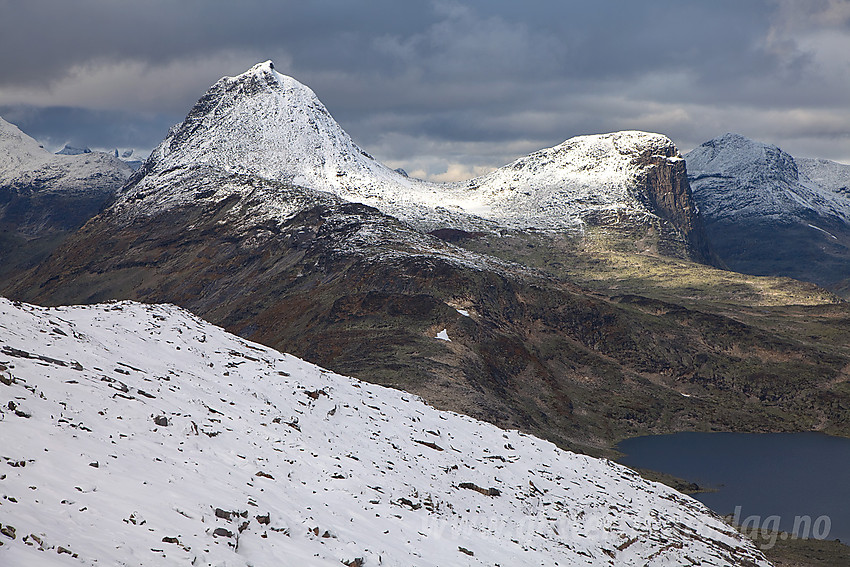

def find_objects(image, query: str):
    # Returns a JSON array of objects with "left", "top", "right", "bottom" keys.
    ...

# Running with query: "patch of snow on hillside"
[{"left": 808, "top": 224, "right": 838, "bottom": 239}]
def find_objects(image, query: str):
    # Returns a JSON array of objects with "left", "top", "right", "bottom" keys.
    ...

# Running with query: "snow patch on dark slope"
[
  {"left": 0, "top": 297, "right": 769, "bottom": 566},
  {"left": 123, "top": 61, "right": 701, "bottom": 241}
]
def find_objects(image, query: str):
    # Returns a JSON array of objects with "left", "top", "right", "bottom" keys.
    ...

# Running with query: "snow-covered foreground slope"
[
  {"left": 0, "top": 298, "right": 769, "bottom": 566},
  {"left": 125, "top": 61, "right": 693, "bottom": 234}
]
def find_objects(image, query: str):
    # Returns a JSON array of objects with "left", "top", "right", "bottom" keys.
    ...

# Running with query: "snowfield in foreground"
[{"left": 0, "top": 298, "right": 769, "bottom": 566}]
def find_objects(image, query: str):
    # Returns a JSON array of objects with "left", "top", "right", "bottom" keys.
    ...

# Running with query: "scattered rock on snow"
[
  {"left": 458, "top": 482, "right": 501, "bottom": 497},
  {"left": 1, "top": 524, "right": 17, "bottom": 539}
]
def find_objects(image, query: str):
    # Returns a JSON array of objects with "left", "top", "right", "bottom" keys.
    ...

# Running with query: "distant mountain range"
[
  {"left": 3, "top": 62, "right": 848, "bottom": 460},
  {"left": 126, "top": 61, "right": 711, "bottom": 262}
]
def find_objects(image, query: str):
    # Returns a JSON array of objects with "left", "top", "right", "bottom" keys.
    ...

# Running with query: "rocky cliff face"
[
  {"left": 685, "top": 133, "right": 850, "bottom": 289},
  {"left": 633, "top": 147, "right": 715, "bottom": 263}
]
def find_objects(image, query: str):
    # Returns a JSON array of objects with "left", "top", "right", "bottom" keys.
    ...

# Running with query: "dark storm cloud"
[{"left": 1, "top": 0, "right": 848, "bottom": 178}]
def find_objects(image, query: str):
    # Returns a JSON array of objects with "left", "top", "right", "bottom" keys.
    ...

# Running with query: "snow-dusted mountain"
[
  {"left": 125, "top": 61, "right": 709, "bottom": 261},
  {"left": 686, "top": 133, "right": 850, "bottom": 223},
  {"left": 55, "top": 144, "right": 92, "bottom": 156},
  {"left": 0, "top": 116, "right": 134, "bottom": 287},
  {"left": 0, "top": 117, "right": 132, "bottom": 204},
  {"left": 797, "top": 157, "right": 850, "bottom": 199},
  {"left": 685, "top": 133, "right": 850, "bottom": 288},
  {"left": 0, "top": 297, "right": 770, "bottom": 566}
]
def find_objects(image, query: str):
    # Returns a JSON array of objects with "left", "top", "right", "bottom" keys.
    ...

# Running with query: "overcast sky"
[{"left": 1, "top": 0, "right": 849, "bottom": 180}]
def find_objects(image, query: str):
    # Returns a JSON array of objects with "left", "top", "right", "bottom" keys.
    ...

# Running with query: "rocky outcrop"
[{"left": 631, "top": 143, "right": 716, "bottom": 264}]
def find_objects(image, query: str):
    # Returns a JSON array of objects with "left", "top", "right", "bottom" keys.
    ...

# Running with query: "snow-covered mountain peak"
[
  {"left": 686, "top": 133, "right": 850, "bottom": 222},
  {"left": 124, "top": 62, "right": 705, "bottom": 250},
  {"left": 489, "top": 130, "right": 679, "bottom": 181},
  {"left": 459, "top": 130, "right": 694, "bottom": 231},
  {"left": 245, "top": 58, "right": 276, "bottom": 74},
  {"left": 0, "top": 115, "right": 133, "bottom": 194},
  {"left": 0, "top": 116, "right": 52, "bottom": 176},
  {"left": 144, "top": 60, "right": 378, "bottom": 183},
  {"left": 0, "top": 297, "right": 771, "bottom": 565},
  {"left": 686, "top": 133, "right": 798, "bottom": 184}
]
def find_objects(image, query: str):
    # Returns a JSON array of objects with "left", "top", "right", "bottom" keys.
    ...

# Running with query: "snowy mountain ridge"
[
  {"left": 0, "top": 297, "right": 770, "bottom": 566},
  {"left": 0, "top": 116, "right": 132, "bottom": 195},
  {"left": 684, "top": 133, "right": 850, "bottom": 289},
  {"left": 685, "top": 133, "right": 850, "bottom": 223},
  {"left": 124, "top": 61, "right": 694, "bottom": 233},
  {"left": 797, "top": 157, "right": 850, "bottom": 199}
]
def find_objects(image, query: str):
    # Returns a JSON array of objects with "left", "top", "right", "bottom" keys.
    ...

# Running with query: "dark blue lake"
[{"left": 616, "top": 432, "right": 850, "bottom": 544}]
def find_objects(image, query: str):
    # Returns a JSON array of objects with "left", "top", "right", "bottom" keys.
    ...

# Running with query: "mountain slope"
[
  {"left": 685, "top": 134, "right": 850, "bottom": 289},
  {"left": 797, "top": 157, "right": 850, "bottom": 198},
  {"left": 0, "top": 116, "right": 132, "bottom": 231},
  {"left": 0, "top": 297, "right": 771, "bottom": 566},
  {"left": 11, "top": 164, "right": 850, "bottom": 453},
  {"left": 7, "top": 66, "right": 850, "bottom": 454},
  {"left": 0, "top": 116, "right": 133, "bottom": 286},
  {"left": 125, "top": 61, "right": 711, "bottom": 261}
]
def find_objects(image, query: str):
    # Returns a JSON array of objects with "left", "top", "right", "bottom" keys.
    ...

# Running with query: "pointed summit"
[
  {"left": 125, "top": 62, "right": 709, "bottom": 260},
  {"left": 140, "top": 60, "right": 396, "bottom": 191}
]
